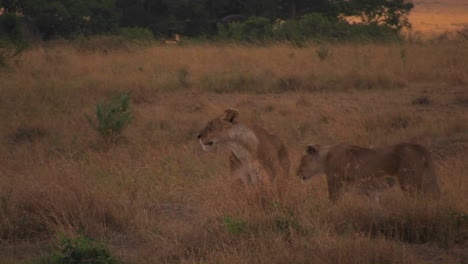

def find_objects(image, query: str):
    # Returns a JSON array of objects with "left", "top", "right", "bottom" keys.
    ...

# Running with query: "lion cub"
[
  {"left": 297, "top": 143, "right": 440, "bottom": 201},
  {"left": 197, "top": 108, "right": 290, "bottom": 189}
]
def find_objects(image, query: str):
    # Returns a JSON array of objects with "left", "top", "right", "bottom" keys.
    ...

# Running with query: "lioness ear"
[
  {"left": 306, "top": 144, "right": 319, "bottom": 155},
  {"left": 222, "top": 108, "right": 239, "bottom": 123}
]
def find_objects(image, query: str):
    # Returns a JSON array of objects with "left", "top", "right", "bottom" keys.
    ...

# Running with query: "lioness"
[
  {"left": 197, "top": 108, "right": 290, "bottom": 189},
  {"left": 297, "top": 143, "right": 440, "bottom": 201}
]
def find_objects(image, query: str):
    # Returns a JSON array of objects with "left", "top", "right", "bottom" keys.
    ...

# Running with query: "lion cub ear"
[
  {"left": 222, "top": 108, "right": 239, "bottom": 123},
  {"left": 306, "top": 144, "right": 320, "bottom": 155}
]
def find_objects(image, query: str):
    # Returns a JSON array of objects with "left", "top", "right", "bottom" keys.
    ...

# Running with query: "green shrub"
[
  {"left": 281, "top": 13, "right": 397, "bottom": 42},
  {"left": 241, "top": 17, "right": 273, "bottom": 42},
  {"left": 0, "top": 13, "right": 29, "bottom": 49},
  {"left": 298, "top": 13, "right": 337, "bottom": 38},
  {"left": 118, "top": 27, "right": 154, "bottom": 42},
  {"left": 347, "top": 23, "right": 399, "bottom": 41},
  {"left": 218, "top": 17, "right": 272, "bottom": 42},
  {"left": 316, "top": 46, "right": 332, "bottom": 61},
  {"left": 48, "top": 235, "right": 120, "bottom": 264},
  {"left": 269, "top": 202, "right": 301, "bottom": 233},
  {"left": 0, "top": 14, "right": 30, "bottom": 67},
  {"left": 87, "top": 93, "right": 133, "bottom": 142},
  {"left": 272, "top": 13, "right": 336, "bottom": 43},
  {"left": 216, "top": 13, "right": 399, "bottom": 43},
  {"left": 223, "top": 216, "right": 246, "bottom": 234}
]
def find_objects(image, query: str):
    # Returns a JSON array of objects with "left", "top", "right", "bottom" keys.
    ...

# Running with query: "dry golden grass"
[{"left": 0, "top": 40, "right": 467, "bottom": 263}]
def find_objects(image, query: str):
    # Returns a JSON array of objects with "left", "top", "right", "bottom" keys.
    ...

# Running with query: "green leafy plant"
[
  {"left": 270, "top": 201, "right": 301, "bottom": 233},
  {"left": 316, "top": 46, "right": 332, "bottom": 61},
  {"left": 87, "top": 93, "right": 133, "bottom": 142},
  {"left": 223, "top": 216, "right": 246, "bottom": 234},
  {"left": 217, "top": 16, "right": 273, "bottom": 42},
  {"left": 48, "top": 234, "right": 120, "bottom": 264}
]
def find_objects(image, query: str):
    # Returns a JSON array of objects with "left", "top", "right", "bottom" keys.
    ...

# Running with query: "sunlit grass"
[{"left": 0, "top": 39, "right": 467, "bottom": 263}]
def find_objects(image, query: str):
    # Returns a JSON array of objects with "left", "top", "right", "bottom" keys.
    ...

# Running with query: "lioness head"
[
  {"left": 297, "top": 145, "right": 323, "bottom": 181},
  {"left": 197, "top": 108, "right": 239, "bottom": 151}
]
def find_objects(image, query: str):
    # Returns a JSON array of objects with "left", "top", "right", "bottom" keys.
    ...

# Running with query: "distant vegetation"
[
  {"left": 47, "top": 234, "right": 121, "bottom": 264},
  {"left": 0, "top": 0, "right": 413, "bottom": 44}
]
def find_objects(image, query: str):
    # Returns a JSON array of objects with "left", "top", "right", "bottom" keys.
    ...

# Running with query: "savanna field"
[
  {"left": 2, "top": 0, "right": 468, "bottom": 259},
  {"left": 0, "top": 37, "right": 467, "bottom": 263}
]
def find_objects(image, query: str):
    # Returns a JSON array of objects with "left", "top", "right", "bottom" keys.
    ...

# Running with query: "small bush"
[
  {"left": 48, "top": 234, "right": 120, "bottom": 264},
  {"left": 0, "top": 14, "right": 30, "bottom": 67},
  {"left": 316, "top": 46, "right": 332, "bottom": 61},
  {"left": 223, "top": 216, "right": 246, "bottom": 234},
  {"left": 87, "top": 93, "right": 133, "bottom": 142},
  {"left": 269, "top": 202, "right": 301, "bottom": 233},
  {"left": 297, "top": 13, "right": 338, "bottom": 38},
  {"left": 218, "top": 17, "right": 273, "bottom": 42},
  {"left": 0, "top": 13, "right": 30, "bottom": 50}
]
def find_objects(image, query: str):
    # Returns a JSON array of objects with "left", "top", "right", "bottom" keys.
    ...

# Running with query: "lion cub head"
[
  {"left": 297, "top": 145, "right": 324, "bottom": 181},
  {"left": 197, "top": 108, "right": 239, "bottom": 151}
]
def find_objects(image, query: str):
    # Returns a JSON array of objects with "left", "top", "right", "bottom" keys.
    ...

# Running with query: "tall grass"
[{"left": 0, "top": 40, "right": 467, "bottom": 263}]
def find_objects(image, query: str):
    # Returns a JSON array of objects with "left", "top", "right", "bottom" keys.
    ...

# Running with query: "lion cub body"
[{"left": 298, "top": 143, "right": 440, "bottom": 201}]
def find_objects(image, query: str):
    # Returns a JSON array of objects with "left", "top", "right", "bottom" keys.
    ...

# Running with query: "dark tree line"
[{"left": 0, "top": 0, "right": 413, "bottom": 40}]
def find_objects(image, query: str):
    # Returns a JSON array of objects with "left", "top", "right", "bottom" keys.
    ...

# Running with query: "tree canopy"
[{"left": 0, "top": 0, "right": 414, "bottom": 40}]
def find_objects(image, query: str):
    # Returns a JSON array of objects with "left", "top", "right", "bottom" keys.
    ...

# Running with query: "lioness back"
[
  {"left": 324, "top": 144, "right": 400, "bottom": 180},
  {"left": 252, "top": 125, "right": 290, "bottom": 180},
  {"left": 298, "top": 143, "right": 440, "bottom": 201}
]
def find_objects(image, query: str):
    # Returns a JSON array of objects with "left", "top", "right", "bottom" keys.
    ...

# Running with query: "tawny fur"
[
  {"left": 197, "top": 109, "right": 290, "bottom": 190},
  {"left": 297, "top": 143, "right": 440, "bottom": 201}
]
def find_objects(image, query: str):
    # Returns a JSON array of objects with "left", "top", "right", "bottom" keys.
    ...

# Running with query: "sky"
[{"left": 410, "top": 0, "right": 468, "bottom": 33}]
